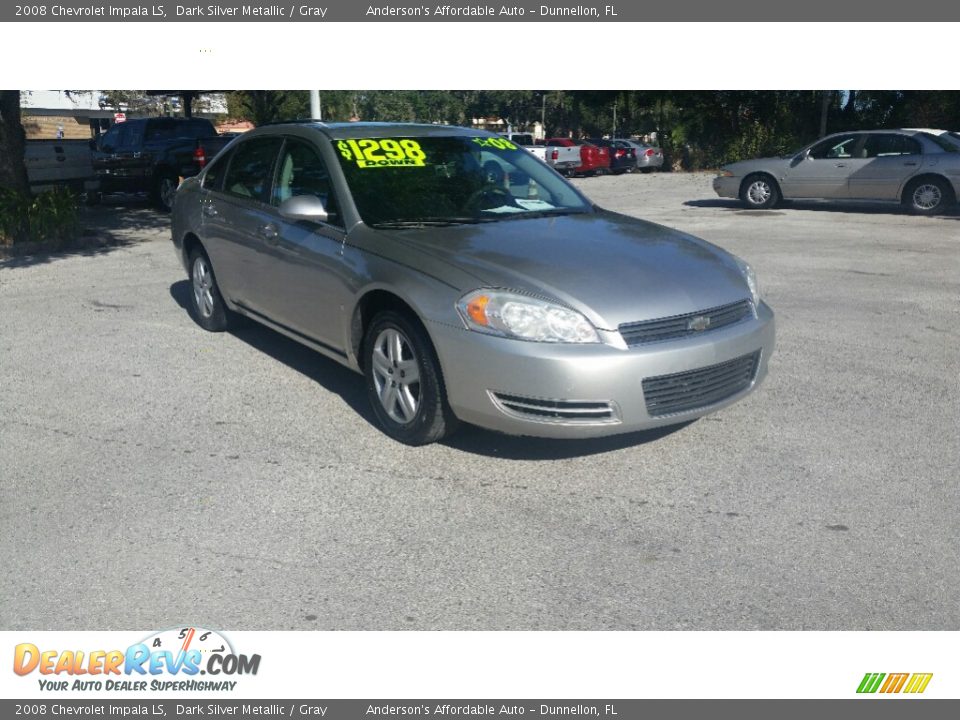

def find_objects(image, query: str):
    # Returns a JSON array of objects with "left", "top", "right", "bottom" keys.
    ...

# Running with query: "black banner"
[{"left": 1, "top": 0, "right": 949, "bottom": 22}]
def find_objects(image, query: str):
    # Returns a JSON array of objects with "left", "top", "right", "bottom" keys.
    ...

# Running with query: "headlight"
[
  {"left": 457, "top": 289, "right": 600, "bottom": 343},
  {"left": 735, "top": 258, "right": 760, "bottom": 307}
]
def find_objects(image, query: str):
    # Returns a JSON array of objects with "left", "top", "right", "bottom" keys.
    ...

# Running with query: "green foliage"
[
  {"left": 0, "top": 187, "right": 79, "bottom": 247},
  {"left": 221, "top": 90, "right": 960, "bottom": 171}
]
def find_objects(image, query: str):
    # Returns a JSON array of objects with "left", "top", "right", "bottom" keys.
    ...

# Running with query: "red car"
[{"left": 545, "top": 138, "right": 611, "bottom": 176}]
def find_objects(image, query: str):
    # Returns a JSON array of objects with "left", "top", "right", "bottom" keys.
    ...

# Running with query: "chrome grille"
[
  {"left": 642, "top": 351, "right": 760, "bottom": 417},
  {"left": 620, "top": 299, "right": 753, "bottom": 346},
  {"left": 491, "top": 392, "right": 618, "bottom": 424}
]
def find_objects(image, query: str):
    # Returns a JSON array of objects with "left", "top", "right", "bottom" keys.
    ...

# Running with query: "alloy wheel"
[{"left": 370, "top": 327, "right": 421, "bottom": 424}]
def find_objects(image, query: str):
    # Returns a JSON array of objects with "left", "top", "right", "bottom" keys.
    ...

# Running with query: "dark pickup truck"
[{"left": 92, "top": 117, "right": 234, "bottom": 210}]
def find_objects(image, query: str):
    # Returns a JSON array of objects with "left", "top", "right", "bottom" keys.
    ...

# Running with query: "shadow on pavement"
[
  {"left": 685, "top": 197, "right": 960, "bottom": 217},
  {"left": 170, "top": 280, "right": 373, "bottom": 425},
  {"left": 170, "top": 280, "right": 691, "bottom": 459},
  {"left": 1, "top": 195, "right": 170, "bottom": 270}
]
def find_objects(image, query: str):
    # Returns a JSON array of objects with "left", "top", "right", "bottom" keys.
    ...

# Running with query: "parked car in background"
[
  {"left": 586, "top": 138, "right": 636, "bottom": 174},
  {"left": 621, "top": 140, "right": 664, "bottom": 173},
  {"left": 25, "top": 139, "right": 100, "bottom": 201},
  {"left": 544, "top": 138, "right": 583, "bottom": 174},
  {"left": 172, "top": 122, "right": 774, "bottom": 445},
  {"left": 91, "top": 117, "right": 234, "bottom": 211},
  {"left": 714, "top": 129, "right": 960, "bottom": 215},
  {"left": 545, "top": 138, "right": 611, "bottom": 176},
  {"left": 501, "top": 133, "right": 548, "bottom": 162}
]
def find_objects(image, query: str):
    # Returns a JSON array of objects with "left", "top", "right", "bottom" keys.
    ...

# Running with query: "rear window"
[
  {"left": 146, "top": 119, "right": 214, "bottom": 142},
  {"left": 920, "top": 132, "right": 959, "bottom": 153}
]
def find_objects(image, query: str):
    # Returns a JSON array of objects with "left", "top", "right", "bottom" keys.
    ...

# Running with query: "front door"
[{"left": 781, "top": 134, "right": 863, "bottom": 199}]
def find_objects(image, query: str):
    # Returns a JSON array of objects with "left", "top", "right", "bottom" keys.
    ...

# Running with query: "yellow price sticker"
[
  {"left": 471, "top": 137, "right": 519, "bottom": 151},
  {"left": 337, "top": 138, "right": 427, "bottom": 168}
]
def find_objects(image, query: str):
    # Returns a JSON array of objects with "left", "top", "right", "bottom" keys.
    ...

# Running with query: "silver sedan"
[
  {"left": 173, "top": 122, "right": 774, "bottom": 445},
  {"left": 714, "top": 129, "right": 960, "bottom": 215},
  {"left": 621, "top": 139, "right": 664, "bottom": 173}
]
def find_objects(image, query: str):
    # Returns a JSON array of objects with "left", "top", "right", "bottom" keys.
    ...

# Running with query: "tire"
[
  {"left": 187, "top": 247, "right": 235, "bottom": 332},
  {"left": 903, "top": 177, "right": 953, "bottom": 215},
  {"left": 153, "top": 173, "right": 179, "bottom": 212},
  {"left": 640, "top": 167, "right": 654, "bottom": 174},
  {"left": 363, "top": 311, "right": 458, "bottom": 446},
  {"left": 739, "top": 173, "right": 780, "bottom": 209}
]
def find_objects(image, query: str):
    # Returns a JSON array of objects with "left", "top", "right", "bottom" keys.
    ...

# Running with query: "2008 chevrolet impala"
[{"left": 171, "top": 122, "right": 775, "bottom": 445}]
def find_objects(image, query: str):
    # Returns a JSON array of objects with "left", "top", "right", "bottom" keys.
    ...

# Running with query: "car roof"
[{"left": 827, "top": 128, "right": 944, "bottom": 137}]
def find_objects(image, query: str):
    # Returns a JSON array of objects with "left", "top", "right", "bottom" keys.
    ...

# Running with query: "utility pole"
[
  {"left": 310, "top": 90, "right": 321, "bottom": 121},
  {"left": 612, "top": 100, "right": 617, "bottom": 138}
]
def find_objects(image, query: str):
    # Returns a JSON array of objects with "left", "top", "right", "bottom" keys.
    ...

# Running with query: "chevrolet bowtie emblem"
[{"left": 688, "top": 316, "right": 711, "bottom": 331}]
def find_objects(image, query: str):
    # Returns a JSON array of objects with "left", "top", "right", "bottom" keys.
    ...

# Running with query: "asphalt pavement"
[{"left": 1, "top": 177, "right": 957, "bottom": 630}]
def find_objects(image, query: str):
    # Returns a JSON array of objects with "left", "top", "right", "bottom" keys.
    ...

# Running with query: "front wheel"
[
  {"left": 153, "top": 173, "right": 179, "bottom": 212},
  {"left": 363, "top": 311, "right": 458, "bottom": 446},
  {"left": 740, "top": 174, "right": 780, "bottom": 209},
  {"left": 903, "top": 177, "right": 953, "bottom": 215}
]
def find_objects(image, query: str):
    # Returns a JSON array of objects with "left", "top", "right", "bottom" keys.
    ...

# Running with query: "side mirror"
[
  {"left": 790, "top": 149, "right": 810, "bottom": 168},
  {"left": 279, "top": 195, "right": 329, "bottom": 224}
]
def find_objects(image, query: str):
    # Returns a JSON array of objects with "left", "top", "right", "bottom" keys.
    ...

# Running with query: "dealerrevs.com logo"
[
  {"left": 13, "top": 627, "right": 261, "bottom": 692},
  {"left": 857, "top": 673, "right": 933, "bottom": 694}
]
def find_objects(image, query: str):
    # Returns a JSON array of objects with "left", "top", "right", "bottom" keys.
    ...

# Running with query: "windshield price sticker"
[
  {"left": 337, "top": 139, "right": 426, "bottom": 168},
  {"left": 471, "top": 137, "right": 518, "bottom": 150}
]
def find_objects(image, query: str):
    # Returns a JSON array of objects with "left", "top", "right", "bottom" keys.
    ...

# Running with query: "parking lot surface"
[{"left": 1, "top": 174, "right": 957, "bottom": 630}]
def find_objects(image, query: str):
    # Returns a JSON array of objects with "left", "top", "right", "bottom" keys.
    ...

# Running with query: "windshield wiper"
[
  {"left": 369, "top": 217, "right": 494, "bottom": 228},
  {"left": 490, "top": 209, "right": 588, "bottom": 222}
]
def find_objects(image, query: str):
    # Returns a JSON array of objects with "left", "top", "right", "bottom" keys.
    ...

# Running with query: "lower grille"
[
  {"left": 491, "top": 392, "right": 618, "bottom": 424},
  {"left": 642, "top": 351, "right": 760, "bottom": 417}
]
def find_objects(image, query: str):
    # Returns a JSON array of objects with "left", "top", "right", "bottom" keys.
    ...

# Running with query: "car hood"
[{"left": 383, "top": 211, "right": 752, "bottom": 330}]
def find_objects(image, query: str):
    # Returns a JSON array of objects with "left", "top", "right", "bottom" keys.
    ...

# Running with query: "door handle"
[
  {"left": 258, "top": 223, "right": 279, "bottom": 244},
  {"left": 835, "top": 163, "right": 847, "bottom": 168},
  {"left": 904, "top": 161, "right": 918, "bottom": 166}
]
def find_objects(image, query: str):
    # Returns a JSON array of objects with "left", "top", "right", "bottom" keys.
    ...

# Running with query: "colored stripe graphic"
[
  {"left": 857, "top": 673, "right": 885, "bottom": 693},
  {"left": 903, "top": 673, "right": 933, "bottom": 694},
  {"left": 880, "top": 673, "right": 909, "bottom": 693}
]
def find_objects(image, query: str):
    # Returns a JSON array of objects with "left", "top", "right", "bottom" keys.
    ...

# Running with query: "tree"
[{"left": 0, "top": 90, "right": 29, "bottom": 196}]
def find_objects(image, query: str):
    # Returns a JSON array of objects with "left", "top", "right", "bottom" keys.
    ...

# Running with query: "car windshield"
[{"left": 332, "top": 134, "right": 592, "bottom": 227}]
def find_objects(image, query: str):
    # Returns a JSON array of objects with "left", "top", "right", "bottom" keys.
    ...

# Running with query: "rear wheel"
[
  {"left": 188, "top": 247, "right": 235, "bottom": 332},
  {"left": 363, "top": 311, "right": 457, "bottom": 446},
  {"left": 739, "top": 173, "right": 780, "bottom": 209},
  {"left": 903, "top": 177, "right": 952, "bottom": 215}
]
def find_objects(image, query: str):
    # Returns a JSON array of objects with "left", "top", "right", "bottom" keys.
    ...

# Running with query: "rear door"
[
  {"left": 847, "top": 133, "right": 923, "bottom": 200},
  {"left": 199, "top": 135, "right": 284, "bottom": 313}
]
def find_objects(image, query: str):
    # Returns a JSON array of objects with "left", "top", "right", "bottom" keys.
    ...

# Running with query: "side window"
[
  {"left": 272, "top": 139, "right": 341, "bottom": 225},
  {"left": 117, "top": 122, "right": 144, "bottom": 151},
  {"left": 809, "top": 135, "right": 859, "bottom": 160},
  {"left": 202, "top": 148, "right": 233, "bottom": 191},
  {"left": 862, "top": 134, "right": 922, "bottom": 158},
  {"left": 99, "top": 124, "right": 122, "bottom": 152},
  {"left": 222, "top": 137, "right": 282, "bottom": 204}
]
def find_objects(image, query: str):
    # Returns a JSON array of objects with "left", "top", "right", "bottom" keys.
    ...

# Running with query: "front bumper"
[
  {"left": 713, "top": 175, "right": 740, "bottom": 199},
  {"left": 430, "top": 301, "right": 775, "bottom": 438}
]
